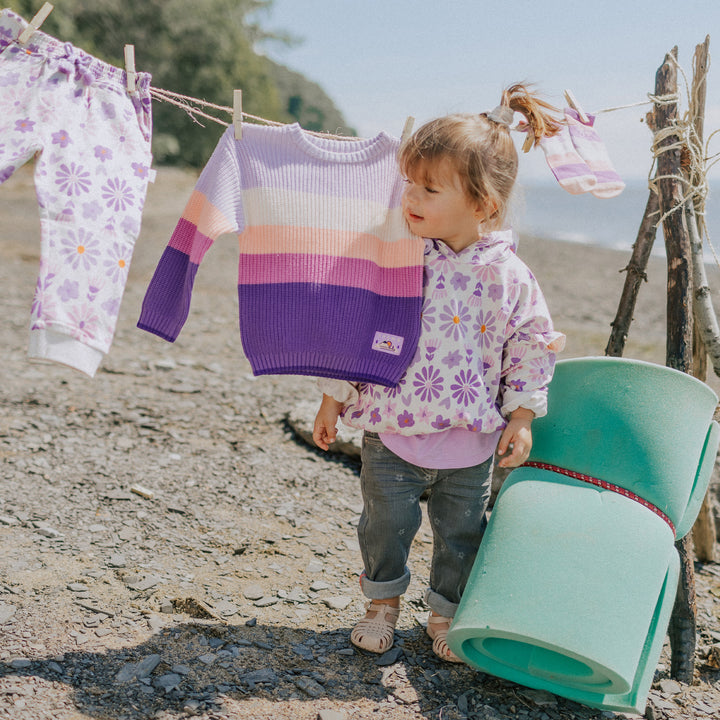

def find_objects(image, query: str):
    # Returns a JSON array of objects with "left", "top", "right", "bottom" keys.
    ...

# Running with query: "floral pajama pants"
[{"left": 0, "top": 9, "right": 153, "bottom": 376}]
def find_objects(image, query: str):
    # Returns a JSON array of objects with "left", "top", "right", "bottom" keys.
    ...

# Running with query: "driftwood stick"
[
  {"left": 656, "top": 51, "right": 694, "bottom": 373},
  {"left": 605, "top": 189, "right": 660, "bottom": 357},
  {"left": 683, "top": 37, "right": 718, "bottom": 563},
  {"left": 654, "top": 47, "right": 697, "bottom": 683}
]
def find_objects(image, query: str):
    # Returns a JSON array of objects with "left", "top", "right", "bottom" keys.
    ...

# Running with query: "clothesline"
[
  {"left": 149, "top": 86, "right": 365, "bottom": 141},
  {"left": 148, "top": 85, "right": 666, "bottom": 141}
]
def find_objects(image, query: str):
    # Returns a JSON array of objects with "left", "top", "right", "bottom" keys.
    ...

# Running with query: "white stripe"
[{"left": 242, "top": 187, "right": 411, "bottom": 242}]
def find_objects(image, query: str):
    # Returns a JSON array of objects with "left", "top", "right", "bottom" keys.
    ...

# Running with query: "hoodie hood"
[{"left": 427, "top": 229, "right": 517, "bottom": 267}]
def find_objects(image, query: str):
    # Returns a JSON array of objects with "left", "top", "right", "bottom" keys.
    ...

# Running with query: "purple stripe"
[
  {"left": 237, "top": 284, "right": 422, "bottom": 386},
  {"left": 237, "top": 254, "right": 422, "bottom": 298},
  {"left": 553, "top": 163, "right": 595, "bottom": 180},
  {"left": 593, "top": 170, "right": 623, "bottom": 183},
  {"left": 137, "top": 247, "right": 199, "bottom": 341}
]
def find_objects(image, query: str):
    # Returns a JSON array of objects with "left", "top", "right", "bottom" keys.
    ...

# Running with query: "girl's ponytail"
[{"left": 502, "top": 83, "right": 562, "bottom": 148}]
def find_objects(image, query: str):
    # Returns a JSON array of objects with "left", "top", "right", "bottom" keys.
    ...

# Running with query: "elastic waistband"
[{"left": 1, "top": 8, "right": 151, "bottom": 97}]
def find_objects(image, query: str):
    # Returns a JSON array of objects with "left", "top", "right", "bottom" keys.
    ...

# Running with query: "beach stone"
[
  {"left": 242, "top": 668, "right": 278, "bottom": 687},
  {"left": 242, "top": 584, "right": 265, "bottom": 601},
  {"left": 155, "top": 673, "right": 183, "bottom": 692},
  {"left": 0, "top": 604, "right": 16, "bottom": 624},
  {"left": 294, "top": 675, "right": 325, "bottom": 698},
  {"left": 323, "top": 595, "right": 353, "bottom": 610},
  {"left": 318, "top": 711, "right": 347, "bottom": 720}
]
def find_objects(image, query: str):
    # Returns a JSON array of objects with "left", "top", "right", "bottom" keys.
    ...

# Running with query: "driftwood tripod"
[{"left": 605, "top": 37, "right": 716, "bottom": 683}]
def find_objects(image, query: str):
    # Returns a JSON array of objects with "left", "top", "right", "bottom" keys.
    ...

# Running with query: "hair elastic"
[{"left": 485, "top": 105, "right": 514, "bottom": 127}]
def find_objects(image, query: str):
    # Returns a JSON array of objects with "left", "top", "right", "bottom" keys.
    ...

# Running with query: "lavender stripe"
[
  {"left": 195, "top": 127, "right": 405, "bottom": 206},
  {"left": 553, "top": 163, "right": 594, "bottom": 180}
]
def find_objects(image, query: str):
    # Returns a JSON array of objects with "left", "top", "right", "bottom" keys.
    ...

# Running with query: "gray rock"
[
  {"left": 242, "top": 584, "right": 265, "bottom": 601},
  {"left": 323, "top": 595, "right": 353, "bottom": 611},
  {"left": 116, "top": 654, "right": 162, "bottom": 683},
  {"left": 318, "top": 711, "right": 347, "bottom": 720},
  {"left": 155, "top": 673, "right": 183, "bottom": 692},
  {"left": 242, "top": 668, "right": 278, "bottom": 686},
  {"left": 376, "top": 647, "right": 403, "bottom": 666},
  {"left": 0, "top": 603, "right": 16, "bottom": 624},
  {"left": 294, "top": 675, "right": 325, "bottom": 698}
]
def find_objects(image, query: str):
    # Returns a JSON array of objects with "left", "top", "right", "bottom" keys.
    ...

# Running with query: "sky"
[{"left": 261, "top": 0, "right": 720, "bottom": 184}]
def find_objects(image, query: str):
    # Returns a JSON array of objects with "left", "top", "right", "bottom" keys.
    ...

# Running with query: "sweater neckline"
[{"left": 282, "top": 123, "right": 396, "bottom": 163}]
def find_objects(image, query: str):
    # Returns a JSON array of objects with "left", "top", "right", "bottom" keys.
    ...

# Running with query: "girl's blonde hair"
[{"left": 398, "top": 83, "right": 561, "bottom": 229}]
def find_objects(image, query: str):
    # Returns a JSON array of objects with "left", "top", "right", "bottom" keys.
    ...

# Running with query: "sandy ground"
[{"left": 1, "top": 165, "right": 719, "bottom": 720}]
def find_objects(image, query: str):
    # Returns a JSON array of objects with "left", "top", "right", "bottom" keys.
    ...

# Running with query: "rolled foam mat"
[{"left": 448, "top": 470, "right": 679, "bottom": 713}]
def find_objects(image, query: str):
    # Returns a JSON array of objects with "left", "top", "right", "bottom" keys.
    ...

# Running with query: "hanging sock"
[
  {"left": 536, "top": 122, "right": 597, "bottom": 195},
  {"left": 565, "top": 109, "right": 625, "bottom": 199}
]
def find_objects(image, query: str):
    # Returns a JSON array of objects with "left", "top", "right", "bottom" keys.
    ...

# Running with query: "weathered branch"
[
  {"left": 605, "top": 189, "right": 659, "bottom": 357},
  {"left": 656, "top": 48, "right": 694, "bottom": 373},
  {"left": 687, "top": 204, "right": 720, "bottom": 376}
]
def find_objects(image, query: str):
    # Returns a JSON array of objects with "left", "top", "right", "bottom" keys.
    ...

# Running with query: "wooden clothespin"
[
  {"left": 17, "top": 2, "right": 54, "bottom": 44},
  {"left": 400, "top": 116, "right": 415, "bottom": 144},
  {"left": 522, "top": 131, "right": 535, "bottom": 154},
  {"left": 233, "top": 89, "right": 243, "bottom": 140},
  {"left": 564, "top": 88, "right": 590, "bottom": 124},
  {"left": 124, "top": 45, "right": 137, "bottom": 93}
]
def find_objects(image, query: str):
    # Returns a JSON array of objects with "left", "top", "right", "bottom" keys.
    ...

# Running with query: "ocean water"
[{"left": 514, "top": 181, "right": 720, "bottom": 259}]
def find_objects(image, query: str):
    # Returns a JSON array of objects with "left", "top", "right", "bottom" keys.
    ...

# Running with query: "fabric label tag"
[
  {"left": 148, "top": 168, "right": 157, "bottom": 183},
  {"left": 372, "top": 331, "right": 404, "bottom": 356}
]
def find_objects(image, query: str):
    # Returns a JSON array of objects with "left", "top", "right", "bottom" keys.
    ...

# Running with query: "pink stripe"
[
  {"left": 545, "top": 151, "right": 585, "bottom": 165},
  {"left": 237, "top": 253, "right": 423, "bottom": 298},
  {"left": 168, "top": 218, "right": 214, "bottom": 265}
]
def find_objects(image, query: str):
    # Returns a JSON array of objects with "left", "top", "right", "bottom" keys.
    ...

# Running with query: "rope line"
[{"left": 149, "top": 86, "right": 362, "bottom": 141}]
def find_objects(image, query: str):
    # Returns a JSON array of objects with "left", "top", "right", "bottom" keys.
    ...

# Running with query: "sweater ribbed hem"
[{"left": 246, "top": 352, "right": 411, "bottom": 387}]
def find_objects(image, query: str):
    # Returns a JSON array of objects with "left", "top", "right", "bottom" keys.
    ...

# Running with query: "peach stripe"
[{"left": 182, "top": 190, "right": 236, "bottom": 239}]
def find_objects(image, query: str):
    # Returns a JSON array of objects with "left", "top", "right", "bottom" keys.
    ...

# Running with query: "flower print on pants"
[{"left": 0, "top": 8, "right": 153, "bottom": 377}]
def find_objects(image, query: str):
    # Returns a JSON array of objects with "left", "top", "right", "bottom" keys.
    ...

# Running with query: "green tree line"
[{"left": 8, "top": 0, "right": 354, "bottom": 167}]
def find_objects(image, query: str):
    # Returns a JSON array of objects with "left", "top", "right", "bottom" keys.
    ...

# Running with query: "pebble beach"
[{"left": 1, "top": 165, "right": 720, "bottom": 720}]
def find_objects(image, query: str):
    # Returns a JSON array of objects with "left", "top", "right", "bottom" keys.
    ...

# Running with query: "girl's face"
[{"left": 401, "top": 158, "right": 486, "bottom": 253}]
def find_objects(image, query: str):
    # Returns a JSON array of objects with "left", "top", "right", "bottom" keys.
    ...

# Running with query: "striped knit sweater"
[{"left": 137, "top": 123, "right": 424, "bottom": 386}]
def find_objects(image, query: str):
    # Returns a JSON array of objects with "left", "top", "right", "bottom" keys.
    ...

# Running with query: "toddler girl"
[{"left": 313, "top": 84, "right": 565, "bottom": 662}]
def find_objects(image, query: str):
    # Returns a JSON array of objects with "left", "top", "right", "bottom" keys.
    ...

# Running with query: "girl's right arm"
[{"left": 313, "top": 394, "right": 345, "bottom": 451}]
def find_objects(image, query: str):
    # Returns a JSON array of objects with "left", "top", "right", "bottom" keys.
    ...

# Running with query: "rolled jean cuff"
[
  {"left": 424, "top": 588, "right": 459, "bottom": 618},
  {"left": 360, "top": 569, "right": 411, "bottom": 600}
]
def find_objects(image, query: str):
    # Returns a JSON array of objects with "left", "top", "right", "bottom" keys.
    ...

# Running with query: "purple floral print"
[
  {"left": 450, "top": 369, "right": 482, "bottom": 407},
  {"left": 413, "top": 365, "right": 443, "bottom": 403},
  {"left": 101, "top": 178, "right": 134, "bottom": 211},
  {"left": 55, "top": 162, "right": 91, "bottom": 196}
]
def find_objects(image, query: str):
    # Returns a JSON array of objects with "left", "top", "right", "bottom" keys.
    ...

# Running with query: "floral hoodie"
[{"left": 340, "top": 231, "right": 565, "bottom": 436}]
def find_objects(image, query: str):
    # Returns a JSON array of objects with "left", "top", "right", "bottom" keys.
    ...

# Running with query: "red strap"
[{"left": 522, "top": 461, "right": 676, "bottom": 536}]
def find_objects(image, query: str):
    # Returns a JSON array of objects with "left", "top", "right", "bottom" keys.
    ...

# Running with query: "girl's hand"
[
  {"left": 312, "top": 394, "right": 344, "bottom": 451},
  {"left": 497, "top": 407, "right": 534, "bottom": 468}
]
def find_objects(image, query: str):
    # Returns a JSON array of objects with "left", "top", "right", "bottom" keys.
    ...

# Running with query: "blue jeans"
[{"left": 357, "top": 432, "right": 493, "bottom": 618}]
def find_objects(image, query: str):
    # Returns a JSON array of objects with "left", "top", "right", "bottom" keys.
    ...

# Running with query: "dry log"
[{"left": 653, "top": 46, "right": 698, "bottom": 682}]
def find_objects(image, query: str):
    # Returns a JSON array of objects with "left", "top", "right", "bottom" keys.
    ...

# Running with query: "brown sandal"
[
  {"left": 350, "top": 601, "right": 400, "bottom": 653},
  {"left": 427, "top": 613, "right": 463, "bottom": 663}
]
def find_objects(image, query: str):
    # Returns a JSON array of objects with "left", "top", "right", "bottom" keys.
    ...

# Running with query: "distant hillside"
[{"left": 268, "top": 61, "right": 356, "bottom": 137}]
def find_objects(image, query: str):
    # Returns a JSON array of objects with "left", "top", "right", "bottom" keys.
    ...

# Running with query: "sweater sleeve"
[
  {"left": 137, "top": 129, "right": 242, "bottom": 341},
  {"left": 499, "top": 275, "right": 565, "bottom": 418}
]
